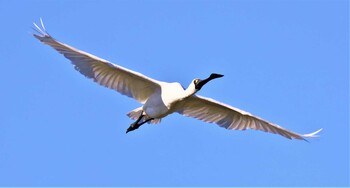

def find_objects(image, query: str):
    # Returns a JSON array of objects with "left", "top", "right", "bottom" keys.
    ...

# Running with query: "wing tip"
[
  {"left": 302, "top": 128, "right": 323, "bottom": 138},
  {"left": 300, "top": 128, "right": 323, "bottom": 142},
  {"left": 32, "top": 18, "right": 50, "bottom": 38}
]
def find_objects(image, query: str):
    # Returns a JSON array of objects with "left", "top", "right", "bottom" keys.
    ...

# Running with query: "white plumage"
[{"left": 33, "top": 19, "right": 322, "bottom": 140}]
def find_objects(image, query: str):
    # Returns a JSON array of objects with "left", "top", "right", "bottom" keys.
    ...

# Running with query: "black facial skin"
[{"left": 195, "top": 73, "right": 224, "bottom": 90}]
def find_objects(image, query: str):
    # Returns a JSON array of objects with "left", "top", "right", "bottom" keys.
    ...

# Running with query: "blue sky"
[{"left": 0, "top": 0, "right": 348, "bottom": 186}]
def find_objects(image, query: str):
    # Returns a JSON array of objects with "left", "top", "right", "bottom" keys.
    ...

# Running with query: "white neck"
[{"left": 182, "top": 82, "right": 197, "bottom": 98}]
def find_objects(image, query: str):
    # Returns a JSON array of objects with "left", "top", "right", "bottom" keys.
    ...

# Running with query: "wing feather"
[
  {"left": 177, "top": 95, "right": 321, "bottom": 140},
  {"left": 33, "top": 21, "right": 160, "bottom": 104}
]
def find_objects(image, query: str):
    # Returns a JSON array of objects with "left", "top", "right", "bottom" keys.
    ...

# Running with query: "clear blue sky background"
[{"left": 0, "top": 0, "right": 348, "bottom": 187}]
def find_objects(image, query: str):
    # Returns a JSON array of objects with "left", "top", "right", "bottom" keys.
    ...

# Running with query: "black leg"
[
  {"left": 138, "top": 118, "right": 154, "bottom": 126},
  {"left": 126, "top": 115, "right": 154, "bottom": 134},
  {"left": 126, "top": 113, "right": 144, "bottom": 133},
  {"left": 134, "top": 113, "right": 145, "bottom": 125}
]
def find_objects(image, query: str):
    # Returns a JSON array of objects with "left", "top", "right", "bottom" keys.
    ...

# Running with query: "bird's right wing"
[
  {"left": 177, "top": 95, "right": 322, "bottom": 140},
  {"left": 33, "top": 19, "right": 161, "bottom": 104}
]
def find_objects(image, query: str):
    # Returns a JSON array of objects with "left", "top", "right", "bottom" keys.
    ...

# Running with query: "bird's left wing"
[
  {"left": 33, "top": 20, "right": 161, "bottom": 104},
  {"left": 177, "top": 95, "right": 322, "bottom": 140}
]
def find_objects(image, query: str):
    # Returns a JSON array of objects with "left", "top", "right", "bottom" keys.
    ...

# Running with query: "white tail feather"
[
  {"left": 127, "top": 107, "right": 161, "bottom": 124},
  {"left": 127, "top": 107, "right": 143, "bottom": 120}
]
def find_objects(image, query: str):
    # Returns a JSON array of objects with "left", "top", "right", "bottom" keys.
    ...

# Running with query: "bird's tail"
[{"left": 127, "top": 107, "right": 161, "bottom": 124}]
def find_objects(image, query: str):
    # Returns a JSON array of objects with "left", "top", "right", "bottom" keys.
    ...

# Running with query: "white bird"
[{"left": 33, "top": 19, "right": 322, "bottom": 140}]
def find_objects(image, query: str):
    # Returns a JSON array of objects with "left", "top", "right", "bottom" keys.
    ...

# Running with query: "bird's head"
[{"left": 193, "top": 73, "right": 224, "bottom": 91}]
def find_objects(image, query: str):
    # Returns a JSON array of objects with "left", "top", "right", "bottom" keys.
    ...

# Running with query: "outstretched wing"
[
  {"left": 177, "top": 95, "right": 322, "bottom": 140},
  {"left": 33, "top": 19, "right": 161, "bottom": 104}
]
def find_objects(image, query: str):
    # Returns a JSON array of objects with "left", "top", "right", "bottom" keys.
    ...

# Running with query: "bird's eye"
[{"left": 194, "top": 79, "right": 200, "bottom": 85}]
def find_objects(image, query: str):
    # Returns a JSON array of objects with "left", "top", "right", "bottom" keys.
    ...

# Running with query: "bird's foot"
[{"left": 126, "top": 122, "right": 139, "bottom": 134}]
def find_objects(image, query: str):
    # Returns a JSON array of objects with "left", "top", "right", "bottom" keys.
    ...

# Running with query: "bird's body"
[
  {"left": 33, "top": 19, "right": 322, "bottom": 140},
  {"left": 144, "top": 82, "right": 181, "bottom": 118}
]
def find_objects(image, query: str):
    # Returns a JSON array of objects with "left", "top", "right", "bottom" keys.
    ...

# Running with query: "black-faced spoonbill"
[{"left": 33, "top": 20, "right": 322, "bottom": 140}]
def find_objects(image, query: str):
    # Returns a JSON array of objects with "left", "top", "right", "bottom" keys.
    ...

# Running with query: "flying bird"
[{"left": 33, "top": 19, "right": 322, "bottom": 140}]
